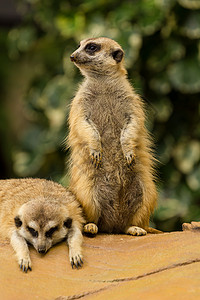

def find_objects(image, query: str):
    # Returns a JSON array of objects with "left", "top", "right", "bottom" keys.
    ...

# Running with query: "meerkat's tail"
[{"left": 146, "top": 227, "right": 163, "bottom": 234}]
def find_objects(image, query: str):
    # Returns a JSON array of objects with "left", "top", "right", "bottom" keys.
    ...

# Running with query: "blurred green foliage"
[{"left": 0, "top": 0, "right": 200, "bottom": 231}]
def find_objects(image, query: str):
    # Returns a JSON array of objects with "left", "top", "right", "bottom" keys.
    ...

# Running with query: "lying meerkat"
[
  {"left": 0, "top": 178, "right": 84, "bottom": 272},
  {"left": 68, "top": 37, "right": 161, "bottom": 236}
]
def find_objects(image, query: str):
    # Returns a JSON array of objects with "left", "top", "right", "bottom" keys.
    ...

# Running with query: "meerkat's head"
[
  {"left": 70, "top": 37, "right": 127, "bottom": 77},
  {"left": 14, "top": 199, "right": 73, "bottom": 254}
]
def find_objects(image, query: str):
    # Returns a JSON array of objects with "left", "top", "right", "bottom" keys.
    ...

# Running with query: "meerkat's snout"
[
  {"left": 70, "top": 54, "right": 75, "bottom": 62},
  {"left": 38, "top": 248, "right": 46, "bottom": 254},
  {"left": 37, "top": 244, "right": 47, "bottom": 254}
]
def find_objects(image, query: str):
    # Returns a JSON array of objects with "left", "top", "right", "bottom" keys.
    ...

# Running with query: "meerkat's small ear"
[
  {"left": 14, "top": 216, "right": 22, "bottom": 228},
  {"left": 112, "top": 49, "right": 124, "bottom": 63},
  {"left": 64, "top": 217, "right": 72, "bottom": 229}
]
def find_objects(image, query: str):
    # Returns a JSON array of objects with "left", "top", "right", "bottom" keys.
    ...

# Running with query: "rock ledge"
[{"left": 1, "top": 229, "right": 200, "bottom": 300}]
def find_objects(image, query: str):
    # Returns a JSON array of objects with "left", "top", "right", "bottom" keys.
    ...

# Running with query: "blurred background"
[{"left": 0, "top": 0, "right": 200, "bottom": 231}]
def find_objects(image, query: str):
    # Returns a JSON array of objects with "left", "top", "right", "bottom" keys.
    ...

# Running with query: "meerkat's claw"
[
  {"left": 91, "top": 150, "right": 102, "bottom": 169},
  {"left": 70, "top": 255, "right": 83, "bottom": 269},
  {"left": 125, "top": 226, "right": 147, "bottom": 236},
  {"left": 126, "top": 152, "right": 136, "bottom": 169},
  {"left": 84, "top": 223, "right": 98, "bottom": 235},
  {"left": 71, "top": 259, "right": 74, "bottom": 269},
  {"left": 19, "top": 258, "right": 32, "bottom": 273}
]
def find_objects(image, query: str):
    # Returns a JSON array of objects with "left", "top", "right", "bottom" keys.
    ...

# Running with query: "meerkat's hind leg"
[
  {"left": 10, "top": 231, "right": 32, "bottom": 272},
  {"left": 83, "top": 223, "right": 98, "bottom": 236},
  {"left": 125, "top": 226, "right": 147, "bottom": 236}
]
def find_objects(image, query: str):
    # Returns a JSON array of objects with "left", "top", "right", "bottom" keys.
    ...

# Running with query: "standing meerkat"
[
  {"left": 0, "top": 178, "right": 84, "bottom": 272},
  {"left": 68, "top": 37, "right": 160, "bottom": 236}
]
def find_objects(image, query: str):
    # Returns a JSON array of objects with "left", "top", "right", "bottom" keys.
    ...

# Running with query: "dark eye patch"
[
  {"left": 64, "top": 217, "right": 72, "bottom": 228},
  {"left": 45, "top": 226, "right": 59, "bottom": 238},
  {"left": 14, "top": 216, "right": 22, "bottom": 228},
  {"left": 85, "top": 43, "right": 101, "bottom": 54},
  {"left": 27, "top": 226, "right": 38, "bottom": 238}
]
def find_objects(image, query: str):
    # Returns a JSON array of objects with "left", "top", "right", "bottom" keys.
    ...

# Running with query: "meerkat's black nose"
[
  {"left": 70, "top": 55, "right": 75, "bottom": 62},
  {"left": 38, "top": 248, "right": 46, "bottom": 254}
]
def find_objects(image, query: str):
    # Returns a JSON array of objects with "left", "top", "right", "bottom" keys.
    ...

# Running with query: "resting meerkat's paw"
[
  {"left": 67, "top": 225, "right": 84, "bottom": 269},
  {"left": 125, "top": 226, "right": 147, "bottom": 236},
  {"left": 84, "top": 223, "right": 98, "bottom": 235},
  {"left": 70, "top": 253, "right": 83, "bottom": 269},
  {"left": 10, "top": 231, "right": 32, "bottom": 273},
  {"left": 19, "top": 256, "right": 32, "bottom": 273}
]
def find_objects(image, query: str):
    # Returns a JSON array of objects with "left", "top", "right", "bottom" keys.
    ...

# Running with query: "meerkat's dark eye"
[
  {"left": 27, "top": 226, "right": 38, "bottom": 238},
  {"left": 85, "top": 43, "right": 101, "bottom": 54},
  {"left": 77, "top": 43, "right": 81, "bottom": 48},
  {"left": 45, "top": 226, "right": 59, "bottom": 238},
  {"left": 86, "top": 44, "right": 96, "bottom": 51}
]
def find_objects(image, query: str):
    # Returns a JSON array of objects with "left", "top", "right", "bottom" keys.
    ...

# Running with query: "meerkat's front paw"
[
  {"left": 90, "top": 150, "right": 102, "bottom": 169},
  {"left": 125, "top": 152, "right": 136, "bottom": 169},
  {"left": 68, "top": 227, "right": 84, "bottom": 269},
  {"left": 84, "top": 223, "right": 98, "bottom": 235},
  {"left": 19, "top": 256, "right": 32, "bottom": 273},
  {"left": 126, "top": 226, "right": 147, "bottom": 236},
  {"left": 69, "top": 246, "right": 83, "bottom": 269},
  {"left": 70, "top": 254, "right": 83, "bottom": 269}
]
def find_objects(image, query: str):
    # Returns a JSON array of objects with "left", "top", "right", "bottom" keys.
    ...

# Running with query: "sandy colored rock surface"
[
  {"left": 0, "top": 231, "right": 200, "bottom": 300},
  {"left": 182, "top": 221, "right": 200, "bottom": 232}
]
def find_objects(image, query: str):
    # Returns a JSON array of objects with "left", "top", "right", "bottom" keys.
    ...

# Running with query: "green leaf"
[
  {"left": 39, "top": 76, "right": 70, "bottom": 128},
  {"left": 13, "top": 151, "right": 43, "bottom": 177},
  {"left": 150, "top": 73, "right": 171, "bottom": 94},
  {"left": 187, "top": 165, "right": 200, "bottom": 191},
  {"left": 8, "top": 27, "right": 36, "bottom": 58},
  {"left": 173, "top": 140, "right": 200, "bottom": 174},
  {"left": 153, "top": 97, "right": 173, "bottom": 122},
  {"left": 155, "top": 198, "right": 187, "bottom": 220},
  {"left": 41, "top": 75, "right": 69, "bottom": 109},
  {"left": 137, "top": 0, "right": 166, "bottom": 35},
  {"left": 158, "top": 135, "right": 175, "bottom": 164},
  {"left": 55, "top": 13, "right": 86, "bottom": 38},
  {"left": 168, "top": 57, "right": 200, "bottom": 93},
  {"left": 147, "top": 39, "right": 185, "bottom": 72},
  {"left": 178, "top": 0, "right": 200, "bottom": 10},
  {"left": 181, "top": 12, "right": 200, "bottom": 39}
]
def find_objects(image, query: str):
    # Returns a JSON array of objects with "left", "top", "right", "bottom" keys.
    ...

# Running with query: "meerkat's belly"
[
  {"left": 86, "top": 92, "right": 127, "bottom": 133},
  {"left": 97, "top": 201, "right": 135, "bottom": 233},
  {"left": 94, "top": 169, "right": 143, "bottom": 233},
  {"left": 97, "top": 195, "right": 142, "bottom": 233},
  {"left": 88, "top": 98, "right": 126, "bottom": 164}
]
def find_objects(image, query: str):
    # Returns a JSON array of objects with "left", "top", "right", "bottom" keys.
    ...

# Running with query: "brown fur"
[
  {"left": 67, "top": 37, "right": 158, "bottom": 235},
  {"left": 0, "top": 178, "right": 84, "bottom": 271}
]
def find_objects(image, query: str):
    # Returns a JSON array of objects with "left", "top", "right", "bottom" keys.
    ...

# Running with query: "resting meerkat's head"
[
  {"left": 14, "top": 199, "right": 73, "bottom": 254},
  {"left": 70, "top": 37, "right": 127, "bottom": 77}
]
